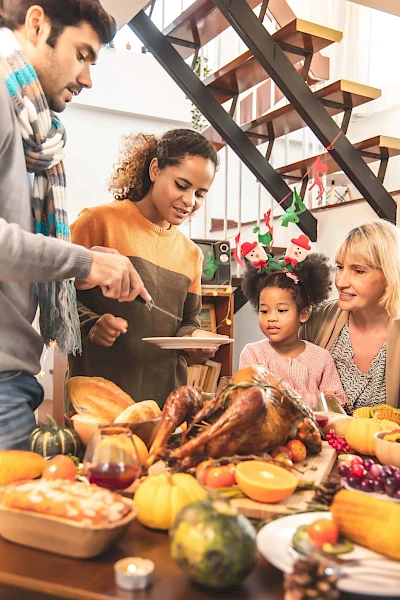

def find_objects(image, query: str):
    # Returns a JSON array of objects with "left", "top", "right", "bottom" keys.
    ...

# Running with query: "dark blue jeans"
[{"left": 0, "top": 371, "right": 44, "bottom": 449}]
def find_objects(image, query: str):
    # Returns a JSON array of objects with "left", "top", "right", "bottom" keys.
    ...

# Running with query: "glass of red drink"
[
  {"left": 83, "top": 426, "right": 142, "bottom": 491},
  {"left": 301, "top": 392, "right": 330, "bottom": 429}
]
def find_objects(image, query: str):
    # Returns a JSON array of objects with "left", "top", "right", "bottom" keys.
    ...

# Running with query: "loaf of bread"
[
  {"left": 0, "top": 479, "right": 131, "bottom": 527},
  {"left": 114, "top": 400, "right": 161, "bottom": 424},
  {"left": 67, "top": 376, "right": 135, "bottom": 422}
]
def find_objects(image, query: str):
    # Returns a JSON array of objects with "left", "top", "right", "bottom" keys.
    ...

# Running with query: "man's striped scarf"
[{"left": 0, "top": 28, "right": 81, "bottom": 355}]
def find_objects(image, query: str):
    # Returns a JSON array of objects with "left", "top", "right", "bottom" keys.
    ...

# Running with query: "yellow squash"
[
  {"left": 134, "top": 472, "right": 207, "bottom": 530},
  {"left": 0, "top": 450, "right": 46, "bottom": 485},
  {"left": 345, "top": 417, "right": 398, "bottom": 455},
  {"left": 331, "top": 489, "right": 400, "bottom": 560}
]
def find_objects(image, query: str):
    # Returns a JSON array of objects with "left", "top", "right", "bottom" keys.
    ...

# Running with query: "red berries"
[{"left": 325, "top": 429, "right": 351, "bottom": 453}]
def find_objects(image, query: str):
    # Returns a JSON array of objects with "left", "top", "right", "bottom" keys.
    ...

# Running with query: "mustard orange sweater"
[{"left": 69, "top": 200, "right": 203, "bottom": 407}]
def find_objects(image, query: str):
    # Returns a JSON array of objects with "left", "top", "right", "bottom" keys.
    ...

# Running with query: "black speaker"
[{"left": 193, "top": 239, "right": 231, "bottom": 286}]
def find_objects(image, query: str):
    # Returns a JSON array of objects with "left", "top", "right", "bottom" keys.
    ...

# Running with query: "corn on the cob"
[
  {"left": 0, "top": 450, "right": 46, "bottom": 485},
  {"left": 331, "top": 489, "right": 400, "bottom": 560},
  {"left": 372, "top": 405, "right": 400, "bottom": 426}
]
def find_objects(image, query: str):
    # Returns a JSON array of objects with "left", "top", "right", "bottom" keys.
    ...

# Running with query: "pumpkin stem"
[{"left": 47, "top": 414, "right": 59, "bottom": 430}]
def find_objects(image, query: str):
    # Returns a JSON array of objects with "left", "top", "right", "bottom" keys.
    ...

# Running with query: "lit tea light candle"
[{"left": 114, "top": 557, "right": 155, "bottom": 590}]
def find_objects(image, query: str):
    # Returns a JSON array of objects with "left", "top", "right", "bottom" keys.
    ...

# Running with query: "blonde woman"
[{"left": 301, "top": 220, "right": 400, "bottom": 413}]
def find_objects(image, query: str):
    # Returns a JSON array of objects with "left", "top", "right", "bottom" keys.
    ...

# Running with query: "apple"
[
  {"left": 286, "top": 439, "right": 307, "bottom": 463},
  {"left": 271, "top": 445, "right": 292, "bottom": 460}
]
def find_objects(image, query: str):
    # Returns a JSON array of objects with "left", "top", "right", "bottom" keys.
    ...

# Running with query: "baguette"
[
  {"left": 0, "top": 479, "right": 131, "bottom": 527},
  {"left": 114, "top": 400, "right": 161, "bottom": 424},
  {"left": 67, "top": 376, "right": 134, "bottom": 422}
]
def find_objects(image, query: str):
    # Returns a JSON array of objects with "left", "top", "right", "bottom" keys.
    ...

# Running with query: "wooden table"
[{"left": 0, "top": 519, "right": 398, "bottom": 600}]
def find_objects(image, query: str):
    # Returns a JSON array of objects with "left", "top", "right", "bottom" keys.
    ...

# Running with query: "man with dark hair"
[{"left": 0, "top": 1, "right": 151, "bottom": 449}]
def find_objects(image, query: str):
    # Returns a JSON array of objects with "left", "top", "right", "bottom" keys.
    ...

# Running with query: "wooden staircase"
[{"left": 130, "top": 0, "right": 397, "bottom": 230}]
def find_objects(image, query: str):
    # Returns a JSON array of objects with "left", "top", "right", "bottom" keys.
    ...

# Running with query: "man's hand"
[
  {"left": 89, "top": 313, "right": 128, "bottom": 347},
  {"left": 183, "top": 329, "right": 229, "bottom": 361},
  {"left": 76, "top": 250, "right": 152, "bottom": 303}
]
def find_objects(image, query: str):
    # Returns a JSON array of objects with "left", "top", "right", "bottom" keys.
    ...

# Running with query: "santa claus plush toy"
[
  {"left": 284, "top": 235, "right": 311, "bottom": 269},
  {"left": 241, "top": 241, "right": 269, "bottom": 270}
]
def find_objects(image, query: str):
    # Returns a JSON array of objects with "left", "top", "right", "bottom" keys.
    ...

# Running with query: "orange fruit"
[{"left": 235, "top": 461, "right": 297, "bottom": 503}]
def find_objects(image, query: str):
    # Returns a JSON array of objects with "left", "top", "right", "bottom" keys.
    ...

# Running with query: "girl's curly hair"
[
  {"left": 243, "top": 252, "right": 332, "bottom": 313},
  {"left": 108, "top": 128, "right": 219, "bottom": 202}
]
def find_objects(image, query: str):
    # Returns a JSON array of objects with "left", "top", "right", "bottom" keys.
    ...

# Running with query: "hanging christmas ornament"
[
  {"left": 279, "top": 188, "right": 307, "bottom": 227},
  {"left": 309, "top": 155, "right": 329, "bottom": 201},
  {"left": 202, "top": 244, "right": 219, "bottom": 277}
]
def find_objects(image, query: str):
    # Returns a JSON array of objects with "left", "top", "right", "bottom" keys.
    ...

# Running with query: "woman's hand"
[{"left": 89, "top": 313, "right": 128, "bottom": 347}]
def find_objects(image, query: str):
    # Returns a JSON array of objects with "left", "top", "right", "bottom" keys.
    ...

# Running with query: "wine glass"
[
  {"left": 83, "top": 426, "right": 142, "bottom": 491},
  {"left": 216, "top": 376, "right": 232, "bottom": 396},
  {"left": 301, "top": 392, "right": 330, "bottom": 429}
]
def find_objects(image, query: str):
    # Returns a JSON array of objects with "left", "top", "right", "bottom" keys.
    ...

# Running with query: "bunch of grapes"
[
  {"left": 338, "top": 456, "right": 400, "bottom": 499},
  {"left": 325, "top": 429, "right": 351, "bottom": 453}
]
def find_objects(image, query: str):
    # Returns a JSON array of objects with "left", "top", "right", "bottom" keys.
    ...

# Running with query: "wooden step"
[
  {"left": 162, "top": 0, "right": 261, "bottom": 59},
  {"left": 243, "top": 79, "right": 380, "bottom": 143},
  {"left": 277, "top": 135, "right": 400, "bottom": 182},
  {"left": 203, "top": 79, "right": 381, "bottom": 151},
  {"left": 203, "top": 18, "right": 339, "bottom": 104},
  {"left": 162, "top": 0, "right": 301, "bottom": 59}
]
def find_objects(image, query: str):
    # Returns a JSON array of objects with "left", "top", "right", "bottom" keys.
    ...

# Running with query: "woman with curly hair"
[
  {"left": 69, "top": 129, "right": 224, "bottom": 407},
  {"left": 239, "top": 253, "right": 344, "bottom": 397},
  {"left": 301, "top": 220, "right": 400, "bottom": 413}
]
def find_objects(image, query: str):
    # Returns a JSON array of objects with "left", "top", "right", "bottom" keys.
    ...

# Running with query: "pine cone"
[
  {"left": 313, "top": 475, "right": 342, "bottom": 507},
  {"left": 284, "top": 553, "right": 340, "bottom": 600}
]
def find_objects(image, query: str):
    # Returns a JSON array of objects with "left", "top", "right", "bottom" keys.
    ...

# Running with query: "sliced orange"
[{"left": 235, "top": 461, "right": 297, "bottom": 503}]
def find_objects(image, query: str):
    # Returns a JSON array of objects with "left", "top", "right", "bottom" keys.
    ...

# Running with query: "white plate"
[
  {"left": 257, "top": 511, "right": 400, "bottom": 597},
  {"left": 142, "top": 337, "right": 234, "bottom": 350}
]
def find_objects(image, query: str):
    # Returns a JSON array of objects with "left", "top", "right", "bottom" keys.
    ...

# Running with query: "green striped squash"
[{"left": 30, "top": 415, "right": 82, "bottom": 458}]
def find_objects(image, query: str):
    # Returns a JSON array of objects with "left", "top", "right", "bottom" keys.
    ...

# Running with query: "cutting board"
[{"left": 230, "top": 442, "right": 336, "bottom": 519}]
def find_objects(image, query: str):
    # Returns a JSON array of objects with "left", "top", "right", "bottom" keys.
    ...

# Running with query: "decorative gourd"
[
  {"left": 131, "top": 434, "right": 149, "bottom": 464},
  {"left": 322, "top": 414, "right": 352, "bottom": 437},
  {"left": 345, "top": 418, "right": 398, "bottom": 455},
  {"left": 134, "top": 472, "right": 207, "bottom": 530},
  {"left": 30, "top": 415, "right": 82, "bottom": 458},
  {"left": 0, "top": 450, "right": 46, "bottom": 485},
  {"left": 352, "top": 407, "right": 372, "bottom": 418}
]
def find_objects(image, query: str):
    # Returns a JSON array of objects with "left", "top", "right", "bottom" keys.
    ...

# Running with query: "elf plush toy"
[
  {"left": 284, "top": 235, "right": 311, "bottom": 268},
  {"left": 241, "top": 241, "right": 269, "bottom": 270}
]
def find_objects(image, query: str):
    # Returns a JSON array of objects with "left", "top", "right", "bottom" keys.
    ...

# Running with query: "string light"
[
  {"left": 225, "top": 318, "right": 232, "bottom": 326},
  {"left": 212, "top": 289, "right": 218, "bottom": 297},
  {"left": 225, "top": 286, "right": 232, "bottom": 294},
  {"left": 38, "top": 370, "right": 46, "bottom": 378}
]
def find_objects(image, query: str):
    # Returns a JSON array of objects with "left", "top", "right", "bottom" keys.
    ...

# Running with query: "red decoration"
[{"left": 308, "top": 156, "right": 328, "bottom": 201}]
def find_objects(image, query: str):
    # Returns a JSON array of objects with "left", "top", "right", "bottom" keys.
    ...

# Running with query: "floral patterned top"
[{"left": 330, "top": 321, "right": 386, "bottom": 415}]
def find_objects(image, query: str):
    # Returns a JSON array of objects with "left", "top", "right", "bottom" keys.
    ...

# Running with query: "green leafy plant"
[{"left": 191, "top": 55, "right": 211, "bottom": 131}]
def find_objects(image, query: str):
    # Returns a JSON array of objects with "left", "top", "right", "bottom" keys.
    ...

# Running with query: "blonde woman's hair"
[{"left": 335, "top": 220, "right": 400, "bottom": 320}]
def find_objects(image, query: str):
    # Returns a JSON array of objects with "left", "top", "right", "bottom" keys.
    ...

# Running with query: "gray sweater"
[{"left": 0, "top": 77, "right": 92, "bottom": 375}]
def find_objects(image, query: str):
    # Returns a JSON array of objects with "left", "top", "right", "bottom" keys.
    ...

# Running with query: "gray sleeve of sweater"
[
  {"left": 0, "top": 218, "right": 92, "bottom": 282},
  {"left": 0, "top": 77, "right": 92, "bottom": 283}
]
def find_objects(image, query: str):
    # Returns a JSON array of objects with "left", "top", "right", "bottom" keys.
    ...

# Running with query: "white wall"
[{"left": 61, "top": 47, "right": 192, "bottom": 222}]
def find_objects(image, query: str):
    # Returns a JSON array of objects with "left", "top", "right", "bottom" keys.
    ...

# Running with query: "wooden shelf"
[
  {"left": 203, "top": 17, "right": 339, "bottom": 104},
  {"left": 201, "top": 292, "right": 234, "bottom": 377},
  {"left": 277, "top": 135, "right": 400, "bottom": 181}
]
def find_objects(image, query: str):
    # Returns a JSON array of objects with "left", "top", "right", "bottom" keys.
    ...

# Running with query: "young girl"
[
  {"left": 239, "top": 253, "right": 344, "bottom": 396},
  {"left": 69, "top": 129, "right": 226, "bottom": 407}
]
